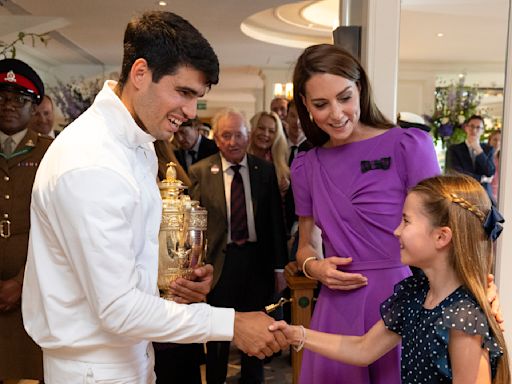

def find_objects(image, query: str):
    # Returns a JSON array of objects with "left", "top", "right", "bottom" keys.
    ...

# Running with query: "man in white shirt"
[{"left": 22, "top": 11, "right": 286, "bottom": 384}]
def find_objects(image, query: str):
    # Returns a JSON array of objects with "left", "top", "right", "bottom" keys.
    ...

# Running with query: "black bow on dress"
[{"left": 361, "top": 157, "right": 391, "bottom": 173}]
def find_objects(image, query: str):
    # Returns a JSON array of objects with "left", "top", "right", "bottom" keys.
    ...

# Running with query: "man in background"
[
  {"left": 0, "top": 58, "right": 52, "bottom": 382},
  {"left": 174, "top": 117, "right": 217, "bottom": 174},
  {"left": 270, "top": 96, "right": 288, "bottom": 131},
  {"left": 189, "top": 108, "right": 288, "bottom": 384},
  {"left": 445, "top": 114, "right": 496, "bottom": 204},
  {"left": 27, "top": 94, "right": 58, "bottom": 138}
]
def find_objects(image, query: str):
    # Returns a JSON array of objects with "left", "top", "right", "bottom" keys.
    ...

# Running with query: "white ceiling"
[{"left": 0, "top": 0, "right": 509, "bottom": 82}]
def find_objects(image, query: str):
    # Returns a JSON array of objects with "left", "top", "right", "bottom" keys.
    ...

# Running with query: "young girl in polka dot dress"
[{"left": 271, "top": 175, "right": 510, "bottom": 383}]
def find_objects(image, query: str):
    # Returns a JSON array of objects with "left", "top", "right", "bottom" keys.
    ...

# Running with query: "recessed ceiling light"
[
  {"left": 436, "top": 32, "right": 444, "bottom": 37},
  {"left": 158, "top": 1, "right": 167, "bottom": 6}
]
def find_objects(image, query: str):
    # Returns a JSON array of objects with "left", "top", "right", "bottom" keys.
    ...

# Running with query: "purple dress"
[{"left": 291, "top": 127, "right": 440, "bottom": 384}]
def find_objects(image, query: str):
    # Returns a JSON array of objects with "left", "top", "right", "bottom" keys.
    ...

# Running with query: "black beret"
[{"left": 0, "top": 58, "right": 45, "bottom": 104}]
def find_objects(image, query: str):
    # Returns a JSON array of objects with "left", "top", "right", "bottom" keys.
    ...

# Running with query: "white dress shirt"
[
  {"left": 220, "top": 154, "right": 257, "bottom": 243},
  {"left": 22, "top": 81, "right": 233, "bottom": 364}
]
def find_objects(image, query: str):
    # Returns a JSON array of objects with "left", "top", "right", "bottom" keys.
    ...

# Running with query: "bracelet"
[
  {"left": 301, "top": 256, "right": 317, "bottom": 280},
  {"left": 293, "top": 325, "right": 306, "bottom": 352}
]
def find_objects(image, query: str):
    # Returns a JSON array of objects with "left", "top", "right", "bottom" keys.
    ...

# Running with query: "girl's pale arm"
[
  {"left": 449, "top": 329, "right": 491, "bottom": 384},
  {"left": 270, "top": 320, "right": 400, "bottom": 366}
]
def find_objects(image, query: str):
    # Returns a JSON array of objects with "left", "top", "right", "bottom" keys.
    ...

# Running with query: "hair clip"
[{"left": 483, "top": 205, "right": 505, "bottom": 241}]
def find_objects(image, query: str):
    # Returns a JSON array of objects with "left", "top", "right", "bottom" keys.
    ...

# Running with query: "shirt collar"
[
  {"left": 220, "top": 153, "right": 248, "bottom": 172},
  {"left": 93, "top": 81, "right": 155, "bottom": 148},
  {"left": 191, "top": 134, "right": 202, "bottom": 152},
  {"left": 0, "top": 128, "right": 28, "bottom": 148},
  {"left": 288, "top": 136, "right": 306, "bottom": 148}
]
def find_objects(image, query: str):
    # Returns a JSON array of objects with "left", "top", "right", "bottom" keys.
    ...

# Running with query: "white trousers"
[{"left": 42, "top": 343, "right": 156, "bottom": 384}]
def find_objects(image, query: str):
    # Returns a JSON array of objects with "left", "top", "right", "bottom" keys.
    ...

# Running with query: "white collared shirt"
[
  {"left": 22, "top": 81, "right": 233, "bottom": 362},
  {"left": 220, "top": 154, "right": 257, "bottom": 243}
]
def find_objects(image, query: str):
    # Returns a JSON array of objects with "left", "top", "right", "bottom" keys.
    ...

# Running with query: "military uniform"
[{"left": 0, "top": 129, "right": 52, "bottom": 380}]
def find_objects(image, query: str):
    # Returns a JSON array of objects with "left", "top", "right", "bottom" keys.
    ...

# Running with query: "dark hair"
[
  {"left": 181, "top": 117, "right": 200, "bottom": 129},
  {"left": 465, "top": 115, "right": 484, "bottom": 125},
  {"left": 293, "top": 44, "right": 393, "bottom": 146},
  {"left": 117, "top": 11, "right": 219, "bottom": 90}
]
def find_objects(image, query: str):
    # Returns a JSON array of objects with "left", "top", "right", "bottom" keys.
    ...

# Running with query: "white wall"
[{"left": 496, "top": 0, "right": 512, "bottom": 354}]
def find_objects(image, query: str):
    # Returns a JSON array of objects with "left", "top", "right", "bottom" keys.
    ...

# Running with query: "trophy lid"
[{"left": 158, "top": 162, "right": 187, "bottom": 199}]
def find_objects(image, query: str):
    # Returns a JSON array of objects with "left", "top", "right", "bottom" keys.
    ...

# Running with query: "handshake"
[
  {"left": 233, "top": 312, "right": 302, "bottom": 358},
  {"left": 169, "top": 263, "right": 303, "bottom": 358}
]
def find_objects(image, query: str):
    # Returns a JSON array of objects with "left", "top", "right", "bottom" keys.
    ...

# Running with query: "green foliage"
[
  {"left": 424, "top": 76, "right": 481, "bottom": 146},
  {"left": 0, "top": 32, "right": 50, "bottom": 59}
]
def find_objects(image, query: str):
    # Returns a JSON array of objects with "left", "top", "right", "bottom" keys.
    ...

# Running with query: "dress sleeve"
[
  {"left": 290, "top": 151, "right": 313, "bottom": 217},
  {"left": 395, "top": 128, "right": 441, "bottom": 190},
  {"left": 433, "top": 292, "right": 503, "bottom": 379},
  {"left": 380, "top": 274, "right": 427, "bottom": 336}
]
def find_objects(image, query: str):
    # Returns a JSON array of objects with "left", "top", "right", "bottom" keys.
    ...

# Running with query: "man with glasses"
[
  {"left": 445, "top": 114, "right": 496, "bottom": 204},
  {"left": 0, "top": 58, "right": 51, "bottom": 382}
]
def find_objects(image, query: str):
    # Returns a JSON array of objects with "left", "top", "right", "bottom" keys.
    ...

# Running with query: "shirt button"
[
  {"left": 3, "top": 176, "right": 9, "bottom": 181},
  {"left": 4, "top": 195, "right": 9, "bottom": 200}
]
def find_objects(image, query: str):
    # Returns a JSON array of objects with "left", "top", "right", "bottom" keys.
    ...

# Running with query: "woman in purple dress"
[{"left": 291, "top": 44, "right": 441, "bottom": 383}]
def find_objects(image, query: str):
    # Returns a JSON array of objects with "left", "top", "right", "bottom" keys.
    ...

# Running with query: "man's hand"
[
  {"left": 168, "top": 264, "right": 214, "bottom": 304},
  {"left": 233, "top": 311, "right": 288, "bottom": 359},
  {"left": 0, "top": 279, "right": 22, "bottom": 312}
]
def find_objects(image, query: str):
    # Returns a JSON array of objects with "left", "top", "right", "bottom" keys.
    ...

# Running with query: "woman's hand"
[
  {"left": 487, "top": 274, "right": 504, "bottom": 331},
  {"left": 306, "top": 257, "right": 368, "bottom": 291},
  {"left": 279, "top": 176, "right": 290, "bottom": 197}
]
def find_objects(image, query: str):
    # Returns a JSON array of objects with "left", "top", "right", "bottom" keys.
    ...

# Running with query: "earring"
[{"left": 308, "top": 111, "right": 314, "bottom": 122}]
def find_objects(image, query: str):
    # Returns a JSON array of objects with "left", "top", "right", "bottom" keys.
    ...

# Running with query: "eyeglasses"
[{"left": 0, "top": 92, "right": 33, "bottom": 108}]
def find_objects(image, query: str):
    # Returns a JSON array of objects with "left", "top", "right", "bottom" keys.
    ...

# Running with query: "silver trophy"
[{"left": 157, "top": 162, "right": 207, "bottom": 300}]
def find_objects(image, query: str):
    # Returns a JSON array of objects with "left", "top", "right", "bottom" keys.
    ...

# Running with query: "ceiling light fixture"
[
  {"left": 158, "top": 1, "right": 167, "bottom": 6},
  {"left": 436, "top": 32, "right": 444, "bottom": 37}
]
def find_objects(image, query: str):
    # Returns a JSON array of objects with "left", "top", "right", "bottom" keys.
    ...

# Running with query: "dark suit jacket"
[
  {"left": 174, "top": 136, "right": 218, "bottom": 173},
  {"left": 445, "top": 141, "right": 495, "bottom": 202},
  {"left": 188, "top": 153, "right": 287, "bottom": 290}
]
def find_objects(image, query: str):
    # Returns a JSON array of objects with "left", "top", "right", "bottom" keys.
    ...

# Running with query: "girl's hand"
[
  {"left": 269, "top": 320, "right": 302, "bottom": 346},
  {"left": 306, "top": 257, "right": 368, "bottom": 290}
]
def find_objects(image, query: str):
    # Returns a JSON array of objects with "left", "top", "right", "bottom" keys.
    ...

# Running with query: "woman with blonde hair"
[{"left": 248, "top": 111, "right": 290, "bottom": 196}]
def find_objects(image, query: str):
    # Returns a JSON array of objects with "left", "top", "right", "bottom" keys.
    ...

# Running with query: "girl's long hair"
[{"left": 412, "top": 174, "right": 509, "bottom": 383}]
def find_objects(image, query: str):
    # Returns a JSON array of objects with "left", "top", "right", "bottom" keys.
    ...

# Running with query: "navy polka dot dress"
[{"left": 380, "top": 273, "right": 503, "bottom": 383}]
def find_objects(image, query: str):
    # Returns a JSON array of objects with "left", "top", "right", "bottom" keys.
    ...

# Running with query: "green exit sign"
[{"left": 197, "top": 100, "right": 207, "bottom": 110}]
